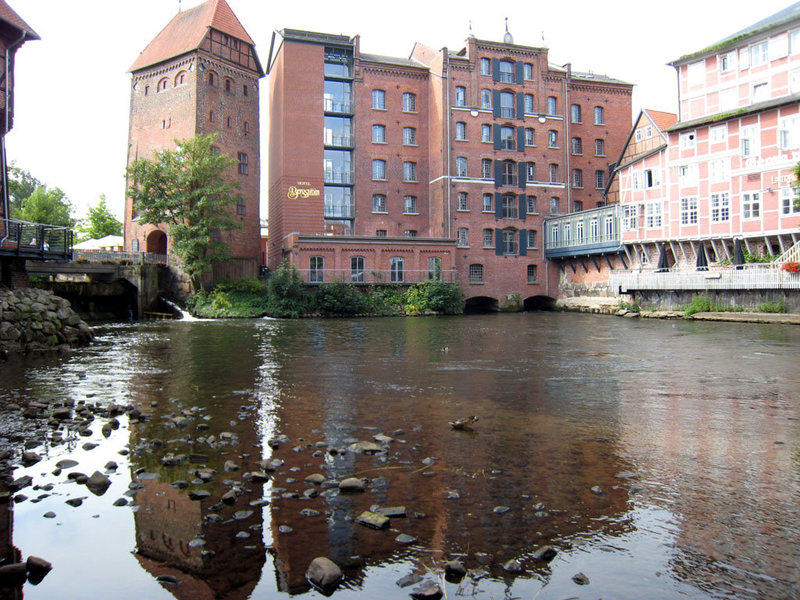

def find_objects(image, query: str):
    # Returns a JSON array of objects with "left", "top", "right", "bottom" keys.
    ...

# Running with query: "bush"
[
  {"left": 266, "top": 261, "right": 313, "bottom": 318},
  {"left": 188, "top": 277, "right": 269, "bottom": 318},
  {"left": 757, "top": 299, "right": 787, "bottom": 313},
  {"left": 403, "top": 281, "right": 465, "bottom": 315},
  {"left": 684, "top": 294, "right": 744, "bottom": 316},
  {"left": 366, "top": 285, "right": 405, "bottom": 316},
  {"left": 316, "top": 281, "right": 370, "bottom": 316}
]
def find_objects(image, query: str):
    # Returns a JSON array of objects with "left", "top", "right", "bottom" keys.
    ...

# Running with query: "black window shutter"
[
  {"left": 516, "top": 92, "right": 524, "bottom": 120},
  {"left": 519, "top": 194, "right": 527, "bottom": 220},
  {"left": 493, "top": 90, "right": 501, "bottom": 118},
  {"left": 515, "top": 61, "right": 524, "bottom": 85},
  {"left": 495, "top": 192, "right": 503, "bottom": 218},
  {"left": 495, "top": 229, "right": 503, "bottom": 255},
  {"left": 518, "top": 162, "right": 526, "bottom": 189},
  {"left": 517, "top": 126, "right": 525, "bottom": 153},
  {"left": 519, "top": 230, "right": 527, "bottom": 255},
  {"left": 494, "top": 162, "right": 503, "bottom": 188},
  {"left": 492, "top": 58, "right": 500, "bottom": 82},
  {"left": 493, "top": 124, "right": 501, "bottom": 150}
]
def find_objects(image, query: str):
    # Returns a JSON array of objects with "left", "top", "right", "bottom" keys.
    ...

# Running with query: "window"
[
  {"left": 404, "top": 230, "right": 417, "bottom": 238},
  {"left": 208, "top": 71, "right": 217, "bottom": 86},
  {"left": 571, "top": 104, "right": 582, "bottom": 123},
  {"left": 563, "top": 223, "right": 571, "bottom": 243},
  {"left": 742, "top": 192, "right": 761, "bottom": 219},
  {"left": 719, "top": 51, "right": 735, "bottom": 71},
  {"left": 595, "top": 170, "right": 605, "bottom": 189},
  {"left": 573, "top": 200, "right": 583, "bottom": 212},
  {"left": 403, "top": 127, "right": 417, "bottom": 145},
  {"left": 711, "top": 192, "right": 730, "bottom": 222},
  {"left": 480, "top": 57, "right": 491, "bottom": 75},
  {"left": 548, "top": 130, "right": 558, "bottom": 148},
  {"left": 752, "top": 81, "right": 769, "bottom": 103},
  {"left": 576, "top": 220, "right": 584, "bottom": 242},
  {"left": 678, "top": 163, "right": 698, "bottom": 186},
  {"left": 209, "top": 110, "right": 215, "bottom": 123},
  {"left": 455, "top": 86, "right": 466, "bottom": 106},
  {"left": 481, "top": 124, "right": 492, "bottom": 142},
  {"left": 404, "top": 161, "right": 417, "bottom": 182},
  {"left": 547, "top": 96, "right": 558, "bottom": 115},
  {"left": 550, "top": 196, "right": 560, "bottom": 214},
  {"left": 680, "top": 196, "right": 698, "bottom": 225},
  {"left": 594, "top": 106, "right": 605, "bottom": 124},
  {"left": 500, "top": 92, "right": 514, "bottom": 118},
  {"left": 372, "top": 124, "right": 386, "bottom": 143},
  {"left": 309, "top": 256, "right": 324, "bottom": 283},
  {"left": 502, "top": 194, "right": 518, "bottom": 218},
  {"left": 428, "top": 256, "right": 442, "bottom": 280},
  {"left": 781, "top": 187, "right": 800, "bottom": 214},
  {"left": 750, "top": 40, "right": 769, "bottom": 66},
  {"left": 499, "top": 60, "right": 514, "bottom": 83},
  {"left": 373, "top": 194, "right": 387, "bottom": 213},
  {"left": 457, "top": 192, "right": 469, "bottom": 211},
  {"left": 571, "top": 137, "right": 582, "bottom": 155},
  {"left": 527, "top": 264, "right": 538, "bottom": 283},
  {"left": 710, "top": 124, "right": 728, "bottom": 143},
  {"left": 588, "top": 218, "right": 598, "bottom": 241},
  {"left": 524, "top": 63, "right": 533, "bottom": 80},
  {"left": 645, "top": 201, "right": 662, "bottom": 228},
  {"left": 456, "top": 157, "right": 468, "bottom": 177},
  {"left": 481, "top": 89, "right": 492, "bottom": 109},
  {"left": 549, "top": 163, "right": 559, "bottom": 183},
  {"left": 224, "top": 78, "right": 233, "bottom": 93},
  {"left": 780, "top": 116, "right": 800, "bottom": 149},
  {"left": 500, "top": 126, "right": 515, "bottom": 150},
  {"left": 237, "top": 152, "right": 248, "bottom": 175},
  {"left": 679, "top": 131, "right": 696, "bottom": 149},
  {"left": 390, "top": 257, "right": 404, "bottom": 282},
  {"left": 622, "top": 205, "right": 638, "bottom": 231},
  {"left": 372, "top": 89, "right": 386, "bottom": 109},
  {"left": 157, "top": 78, "right": 168, "bottom": 92},
  {"left": 372, "top": 159, "right": 386, "bottom": 180},
  {"left": 483, "top": 194, "right": 493, "bottom": 212},
  {"left": 502, "top": 229, "right": 517, "bottom": 254},
  {"left": 524, "top": 94, "right": 534, "bottom": 113},
  {"left": 482, "top": 159, "right": 492, "bottom": 179},
  {"left": 792, "top": 30, "right": 800, "bottom": 54},
  {"left": 483, "top": 229, "right": 493, "bottom": 247},
  {"left": 550, "top": 223, "right": 559, "bottom": 244},
  {"left": 740, "top": 125, "right": 759, "bottom": 157},
  {"left": 526, "top": 162, "right": 536, "bottom": 181},
  {"left": 527, "top": 230, "right": 537, "bottom": 248},
  {"left": 605, "top": 215, "right": 614, "bottom": 239},
  {"left": 502, "top": 160, "right": 516, "bottom": 186},
  {"left": 351, "top": 256, "right": 365, "bottom": 282},
  {"left": 469, "top": 264, "right": 484, "bottom": 283},
  {"left": 376, "top": 229, "right": 387, "bottom": 237},
  {"left": 527, "top": 195, "right": 536, "bottom": 214},
  {"left": 236, "top": 197, "right": 246, "bottom": 216},
  {"left": 595, "top": 139, "right": 605, "bottom": 156},
  {"left": 572, "top": 169, "right": 583, "bottom": 188},
  {"left": 403, "top": 92, "right": 417, "bottom": 112},
  {"left": 457, "top": 227, "right": 469, "bottom": 247},
  {"left": 243, "top": 84, "right": 248, "bottom": 96},
  {"left": 226, "top": 116, "right": 232, "bottom": 129},
  {"left": 455, "top": 121, "right": 467, "bottom": 141},
  {"left": 645, "top": 125, "right": 653, "bottom": 138},
  {"left": 525, "top": 128, "right": 535, "bottom": 146},
  {"left": 635, "top": 129, "right": 643, "bottom": 142},
  {"left": 144, "top": 85, "right": 150, "bottom": 96},
  {"left": 404, "top": 195, "right": 417, "bottom": 214},
  {"left": 709, "top": 158, "right": 730, "bottom": 182},
  {"left": 719, "top": 87, "right": 737, "bottom": 110},
  {"left": 175, "top": 72, "right": 186, "bottom": 86},
  {"left": 244, "top": 122, "right": 249, "bottom": 136}
]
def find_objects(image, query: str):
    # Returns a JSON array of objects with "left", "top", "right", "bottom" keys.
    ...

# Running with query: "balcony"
[
  {"left": 324, "top": 170, "right": 353, "bottom": 185},
  {"left": 324, "top": 203, "right": 355, "bottom": 219},
  {"left": 0, "top": 218, "right": 73, "bottom": 261},
  {"left": 323, "top": 133, "right": 353, "bottom": 148},
  {"left": 611, "top": 263, "right": 800, "bottom": 292},
  {"left": 323, "top": 98, "right": 352, "bottom": 114},
  {"left": 544, "top": 205, "right": 622, "bottom": 259}
]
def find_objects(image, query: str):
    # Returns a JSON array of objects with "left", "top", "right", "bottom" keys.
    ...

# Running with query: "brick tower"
[{"left": 124, "top": 0, "right": 263, "bottom": 282}]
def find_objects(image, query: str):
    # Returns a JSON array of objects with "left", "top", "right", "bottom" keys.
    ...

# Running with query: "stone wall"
[
  {"left": 629, "top": 289, "right": 800, "bottom": 313},
  {"left": 0, "top": 287, "right": 93, "bottom": 357}
]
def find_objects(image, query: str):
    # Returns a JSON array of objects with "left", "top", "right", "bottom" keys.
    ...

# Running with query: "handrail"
[
  {"left": 294, "top": 268, "right": 458, "bottom": 284},
  {"left": 775, "top": 240, "right": 800, "bottom": 264},
  {"left": 0, "top": 217, "right": 73, "bottom": 260}
]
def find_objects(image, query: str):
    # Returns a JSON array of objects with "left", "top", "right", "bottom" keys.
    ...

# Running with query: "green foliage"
[
  {"left": 743, "top": 249, "right": 779, "bottom": 263},
  {"left": 78, "top": 195, "right": 122, "bottom": 241},
  {"left": 126, "top": 133, "right": 242, "bottom": 290},
  {"left": 17, "top": 186, "right": 75, "bottom": 228},
  {"left": 757, "top": 299, "right": 787, "bottom": 313},
  {"left": 403, "top": 281, "right": 465, "bottom": 315},
  {"left": 7, "top": 163, "right": 42, "bottom": 213},
  {"left": 266, "top": 262, "right": 313, "bottom": 318},
  {"left": 619, "top": 300, "right": 640, "bottom": 312},
  {"left": 684, "top": 294, "right": 744, "bottom": 316},
  {"left": 366, "top": 285, "right": 405, "bottom": 316},
  {"left": 316, "top": 281, "right": 370, "bottom": 316},
  {"left": 188, "top": 277, "right": 269, "bottom": 318}
]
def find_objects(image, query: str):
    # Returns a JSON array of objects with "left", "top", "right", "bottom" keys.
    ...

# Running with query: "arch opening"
[
  {"left": 464, "top": 296, "right": 499, "bottom": 314},
  {"left": 146, "top": 230, "right": 167, "bottom": 255},
  {"left": 524, "top": 295, "right": 556, "bottom": 311}
]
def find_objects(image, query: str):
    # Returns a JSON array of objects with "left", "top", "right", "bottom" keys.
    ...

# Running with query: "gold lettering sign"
[{"left": 287, "top": 185, "right": 321, "bottom": 200}]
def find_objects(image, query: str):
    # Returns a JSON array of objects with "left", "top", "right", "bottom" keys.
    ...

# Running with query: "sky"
[{"left": 5, "top": 0, "right": 795, "bottom": 222}]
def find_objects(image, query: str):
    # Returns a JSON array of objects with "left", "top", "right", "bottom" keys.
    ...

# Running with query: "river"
[{"left": 1, "top": 312, "right": 799, "bottom": 599}]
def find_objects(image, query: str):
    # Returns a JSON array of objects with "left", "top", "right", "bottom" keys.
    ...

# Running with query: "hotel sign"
[{"left": 288, "top": 182, "right": 321, "bottom": 200}]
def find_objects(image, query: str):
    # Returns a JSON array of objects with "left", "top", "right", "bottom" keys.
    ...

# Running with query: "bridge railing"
[
  {"left": 73, "top": 250, "right": 168, "bottom": 265},
  {"left": 0, "top": 218, "right": 73, "bottom": 260},
  {"left": 294, "top": 268, "right": 458, "bottom": 285}
]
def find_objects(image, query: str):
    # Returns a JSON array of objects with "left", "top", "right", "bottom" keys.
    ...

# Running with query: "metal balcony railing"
[
  {"left": 296, "top": 268, "right": 458, "bottom": 285},
  {"left": 323, "top": 98, "right": 352, "bottom": 113},
  {"left": 611, "top": 263, "right": 800, "bottom": 292},
  {"left": 73, "top": 250, "right": 168, "bottom": 265},
  {"left": 324, "top": 170, "right": 353, "bottom": 185},
  {"left": 0, "top": 218, "right": 73, "bottom": 260},
  {"left": 324, "top": 203, "right": 355, "bottom": 219},
  {"left": 324, "top": 133, "right": 353, "bottom": 147}
]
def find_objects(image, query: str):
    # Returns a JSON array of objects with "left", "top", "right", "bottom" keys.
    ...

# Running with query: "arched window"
[
  {"left": 502, "top": 229, "right": 517, "bottom": 255},
  {"left": 208, "top": 71, "right": 217, "bottom": 86},
  {"left": 502, "top": 160, "right": 516, "bottom": 186},
  {"left": 157, "top": 78, "right": 168, "bottom": 92},
  {"left": 390, "top": 257, "right": 404, "bottom": 283},
  {"left": 244, "top": 122, "right": 249, "bottom": 136},
  {"left": 175, "top": 71, "right": 187, "bottom": 86},
  {"left": 225, "top": 78, "right": 233, "bottom": 93}
]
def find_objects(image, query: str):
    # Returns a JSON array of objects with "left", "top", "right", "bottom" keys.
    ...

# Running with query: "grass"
[{"left": 683, "top": 294, "right": 744, "bottom": 317}]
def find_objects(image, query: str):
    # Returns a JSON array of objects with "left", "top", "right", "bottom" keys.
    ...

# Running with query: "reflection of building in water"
[{"left": 263, "top": 318, "right": 633, "bottom": 593}]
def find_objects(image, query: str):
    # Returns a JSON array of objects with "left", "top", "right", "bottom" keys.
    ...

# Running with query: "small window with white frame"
[
  {"left": 645, "top": 201, "right": 662, "bottom": 228},
  {"left": 680, "top": 196, "right": 698, "bottom": 225},
  {"left": 780, "top": 115, "right": 800, "bottom": 149},
  {"left": 457, "top": 227, "right": 469, "bottom": 247},
  {"left": 635, "top": 128, "right": 643, "bottom": 142},
  {"left": 711, "top": 192, "right": 730, "bottom": 222},
  {"left": 740, "top": 125, "right": 760, "bottom": 157},
  {"left": 482, "top": 228, "right": 493, "bottom": 247},
  {"left": 791, "top": 70, "right": 800, "bottom": 94},
  {"left": 483, "top": 194, "right": 493, "bottom": 212},
  {"left": 709, "top": 158, "right": 730, "bottom": 182},
  {"left": 404, "top": 195, "right": 417, "bottom": 214},
  {"left": 622, "top": 205, "right": 638, "bottom": 231},
  {"left": 791, "top": 30, "right": 800, "bottom": 54},
  {"left": 750, "top": 41, "right": 768, "bottom": 66},
  {"left": 781, "top": 186, "right": 800, "bottom": 214},
  {"left": 742, "top": 191, "right": 761, "bottom": 219},
  {"left": 678, "top": 163, "right": 699, "bottom": 186},
  {"left": 752, "top": 81, "right": 769, "bottom": 103},
  {"left": 457, "top": 192, "right": 469, "bottom": 211},
  {"left": 645, "top": 125, "right": 653, "bottom": 138},
  {"left": 710, "top": 124, "right": 728, "bottom": 143},
  {"left": 719, "top": 51, "right": 736, "bottom": 72},
  {"left": 679, "top": 131, "right": 696, "bottom": 149}
]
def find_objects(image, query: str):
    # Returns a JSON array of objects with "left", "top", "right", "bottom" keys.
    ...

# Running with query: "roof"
[
  {"left": 672, "top": 1, "right": 800, "bottom": 64},
  {"left": 644, "top": 109, "right": 677, "bottom": 132},
  {"left": 73, "top": 235, "right": 124, "bottom": 250},
  {"left": 360, "top": 52, "right": 427, "bottom": 69},
  {"left": 130, "top": 0, "right": 255, "bottom": 72},
  {"left": 571, "top": 71, "right": 631, "bottom": 86},
  {"left": 0, "top": 0, "right": 39, "bottom": 40},
  {"left": 667, "top": 91, "right": 800, "bottom": 132}
]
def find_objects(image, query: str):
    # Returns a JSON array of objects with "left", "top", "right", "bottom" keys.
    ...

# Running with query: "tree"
[
  {"left": 17, "top": 185, "right": 76, "bottom": 228},
  {"left": 125, "top": 133, "right": 243, "bottom": 291},
  {"left": 7, "top": 163, "right": 42, "bottom": 213},
  {"left": 78, "top": 195, "right": 122, "bottom": 241}
]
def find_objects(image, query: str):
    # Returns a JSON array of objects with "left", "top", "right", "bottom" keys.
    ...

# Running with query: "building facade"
[
  {"left": 267, "top": 28, "right": 632, "bottom": 307},
  {"left": 124, "top": 0, "right": 263, "bottom": 282}
]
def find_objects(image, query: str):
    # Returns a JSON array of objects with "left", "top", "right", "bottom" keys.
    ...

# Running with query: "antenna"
[{"left": 178, "top": 0, "right": 182, "bottom": 12}]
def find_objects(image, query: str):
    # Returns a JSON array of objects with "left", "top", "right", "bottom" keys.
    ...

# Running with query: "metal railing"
[
  {"left": 73, "top": 250, "right": 167, "bottom": 265},
  {"left": 0, "top": 218, "right": 73, "bottom": 260},
  {"left": 296, "top": 268, "right": 458, "bottom": 285},
  {"left": 775, "top": 241, "right": 800, "bottom": 264},
  {"left": 323, "top": 203, "right": 355, "bottom": 219},
  {"left": 324, "top": 170, "right": 353, "bottom": 184},
  {"left": 611, "top": 263, "right": 800, "bottom": 292}
]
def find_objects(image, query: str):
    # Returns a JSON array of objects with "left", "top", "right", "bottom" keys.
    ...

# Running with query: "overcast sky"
[{"left": 5, "top": 0, "right": 794, "bottom": 222}]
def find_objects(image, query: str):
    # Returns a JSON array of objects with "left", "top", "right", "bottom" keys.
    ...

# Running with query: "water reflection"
[{"left": 0, "top": 314, "right": 798, "bottom": 599}]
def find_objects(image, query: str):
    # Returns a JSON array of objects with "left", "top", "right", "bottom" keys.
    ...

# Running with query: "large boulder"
[{"left": 306, "top": 557, "right": 343, "bottom": 592}]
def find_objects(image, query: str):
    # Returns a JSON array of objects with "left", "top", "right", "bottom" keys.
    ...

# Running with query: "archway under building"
[
  {"left": 464, "top": 296, "right": 499, "bottom": 314},
  {"left": 146, "top": 229, "right": 167, "bottom": 255},
  {"left": 524, "top": 295, "right": 556, "bottom": 311}
]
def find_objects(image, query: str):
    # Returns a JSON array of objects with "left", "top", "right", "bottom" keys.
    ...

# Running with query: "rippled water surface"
[{"left": 1, "top": 312, "right": 799, "bottom": 599}]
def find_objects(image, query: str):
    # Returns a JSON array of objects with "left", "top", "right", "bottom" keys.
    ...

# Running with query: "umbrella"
[
  {"left": 656, "top": 243, "right": 669, "bottom": 272},
  {"left": 733, "top": 238, "right": 744, "bottom": 269},
  {"left": 695, "top": 242, "right": 708, "bottom": 271}
]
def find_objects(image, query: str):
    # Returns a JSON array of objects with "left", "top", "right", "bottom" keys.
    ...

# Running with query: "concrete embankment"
[{"left": 0, "top": 287, "right": 93, "bottom": 356}]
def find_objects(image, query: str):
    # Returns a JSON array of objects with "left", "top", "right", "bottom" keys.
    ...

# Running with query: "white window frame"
[
  {"left": 781, "top": 187, "right": 800, "bottom": 214},
  {"left": 742, "top": 191, "right": 761, "bottom": 219},
  {"left": 711, "top": 192, "right": 730, "bottom": 222},
  {"left": 645, "top": 201, "right": 662, "bottom": 228},
  {"left": 680, "top": 196, "right": 698, "bottom": 225},
  {"left": 710, "top": 124, "right": 728, "bottom": 143},
  {"left": 372, "top": 89, "right": 386, "bottom": 110},
  {"left": 457, "top": 227, "right": 469, "bottom": 248}
]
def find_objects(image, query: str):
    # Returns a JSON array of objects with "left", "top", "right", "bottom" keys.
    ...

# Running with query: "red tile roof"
[
  {"left": 0, "top": 0, "right": 40, "bottom": 40},
  {"left": 644, "top": 109, "right": 678, "bottom": 133},
  {"left": 130, "top": 0, "right": 254, "bottom": 72}
]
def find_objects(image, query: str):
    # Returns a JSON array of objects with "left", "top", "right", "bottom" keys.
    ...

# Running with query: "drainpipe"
[
  {"left": 1, "top": 30, "right": 29, "bottom": 246},
  {"left": 562, "top": 63, "right": 571, "bottom": 213},
  {"left": 444, "top": 52, "right": 451, "bottom": 238}
]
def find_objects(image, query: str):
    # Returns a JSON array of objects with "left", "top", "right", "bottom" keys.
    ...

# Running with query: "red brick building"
[
  {"left": 267, "top": 28, "right": 632, "bottom": 308},
  {"left": 124, "top": 0, "right": 263, "bottom": 282}
]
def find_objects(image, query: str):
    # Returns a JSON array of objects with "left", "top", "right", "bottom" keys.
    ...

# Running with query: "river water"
[{"left": 1, "top": 312, "right": 799, "bottom": 599}]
